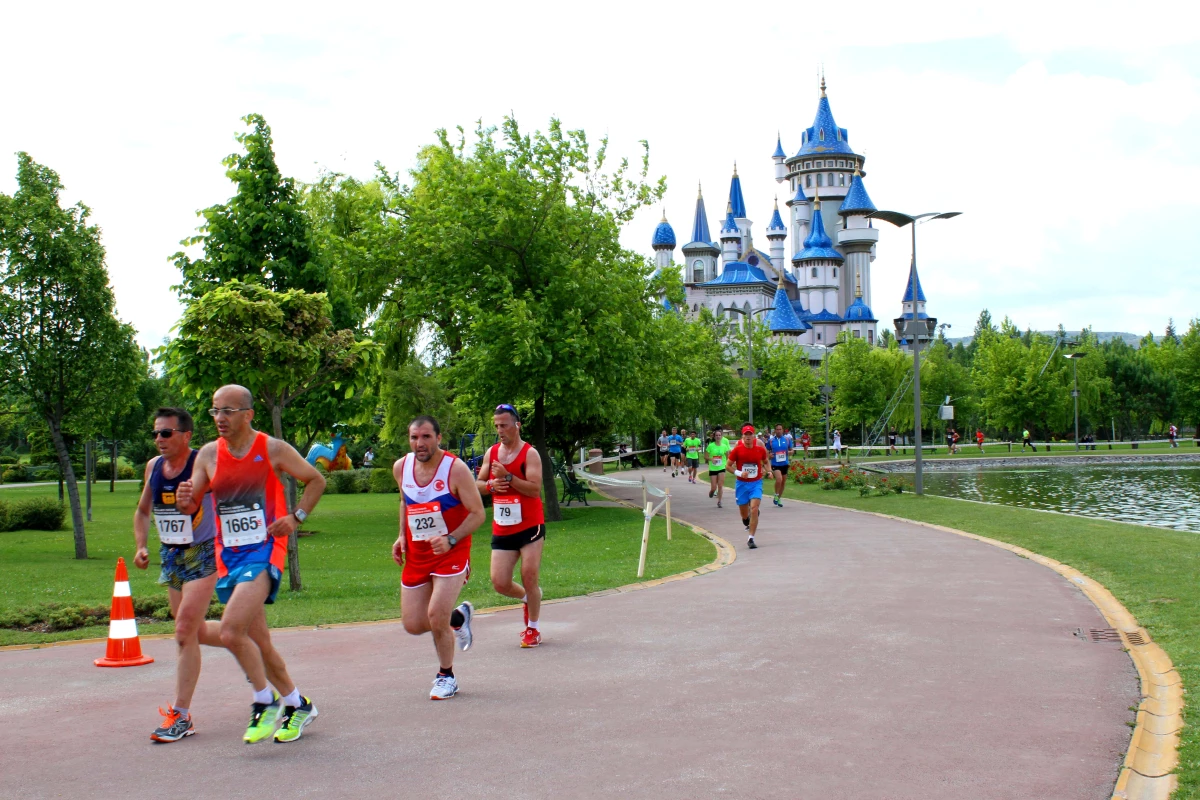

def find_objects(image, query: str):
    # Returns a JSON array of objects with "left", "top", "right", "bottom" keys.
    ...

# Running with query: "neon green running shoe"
[
  {"left": 243, "top": 693, "right": 282, "bottom": 744},
  {"left": 273, "top": 696, "right": 318, "bottom": 743}
]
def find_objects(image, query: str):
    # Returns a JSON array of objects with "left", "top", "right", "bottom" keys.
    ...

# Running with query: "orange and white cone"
[{"left": 94, "top": 557, "right": 154, "bottom": 668}]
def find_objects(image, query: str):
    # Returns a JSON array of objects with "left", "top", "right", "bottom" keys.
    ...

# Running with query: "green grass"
[
  {"left": 0, "top": 483, "right": 713, "bottom": 647},
  {"left": 783, "top": 479, "right": 1200, "bottom": 797}
]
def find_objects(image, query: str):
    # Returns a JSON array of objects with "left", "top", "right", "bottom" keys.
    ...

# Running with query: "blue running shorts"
[
  {"left": 216, "top": 560, "right": 282, "bottom": 605},
  {"left": 735, "top": 480, "right": 763, "bottom": 507}
]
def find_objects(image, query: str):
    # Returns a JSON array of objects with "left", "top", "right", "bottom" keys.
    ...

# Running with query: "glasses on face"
[
  {"left": 208, "top": 407, "right": 251, "bottom": 418},
  {"left": 151, "top": 429, "right": 186, "bottom": 439}
]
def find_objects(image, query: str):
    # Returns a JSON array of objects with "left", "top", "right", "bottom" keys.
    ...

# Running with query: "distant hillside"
[{"left": 945, "top": 331, "right": 1150, "bottom": 348}]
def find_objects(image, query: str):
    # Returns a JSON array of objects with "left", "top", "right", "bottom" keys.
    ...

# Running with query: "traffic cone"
[{"left": 94, "top": 557, "right": 154, "bottom": 668}]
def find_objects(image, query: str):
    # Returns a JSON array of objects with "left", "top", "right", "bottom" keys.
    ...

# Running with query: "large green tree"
[{"left": 0, "top": 154, "right": 142, "bottom": 557}]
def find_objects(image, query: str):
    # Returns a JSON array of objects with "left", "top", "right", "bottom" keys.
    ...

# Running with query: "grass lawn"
[
  {"left": 783, "top": 479, "right": 1200, "bottom": 797},
  {"left": 0, "top": 482, "right": 713, "bottom": 648}
]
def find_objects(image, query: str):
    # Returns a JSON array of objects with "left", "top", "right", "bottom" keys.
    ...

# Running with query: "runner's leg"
[
  {"left": 490, "top": 549, "right": 524, "bottom": 603},
  {"left": 219, "top": 573, "right": 273, "bottom": 693},
  {"left": 248, "top": 608, "right": 294, "bottom": 696},
  {"left": 748, "top": 497, "right": 762, "bottom": 536},
  {"left": 401, "top": 582, "right": 435, "bottom": 636},
  {"left": 169, "top": 572, "right": 219, "bottom": 710},
  {"left": 428, "top": 574, "right": 468, "bottom": 670},
  {"left": 518, "top": 539, "right": 545, "bottom": 624}
]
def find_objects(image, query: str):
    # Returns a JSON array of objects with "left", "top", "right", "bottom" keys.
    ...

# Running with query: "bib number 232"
[{"left": 407, "top": 502, "right": 449, "bottom": 541}]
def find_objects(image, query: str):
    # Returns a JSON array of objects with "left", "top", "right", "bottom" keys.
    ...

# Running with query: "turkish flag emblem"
[{"left": 434, "top": 480, "right": 446, "bottom": 491}]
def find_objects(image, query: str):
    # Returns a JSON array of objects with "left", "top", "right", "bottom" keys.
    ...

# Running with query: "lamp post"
[
  {"left": 1064, "top": 351, "right": 1087, "bottom": 451},
  {"left": 725, "top": 306, "right": 774, "bottom": 425},
  {"left": 820, "top": 339, "right": 843, "bottom": 461},
  {"left": 868, "top": 209, "right": 960, "bottom": 496}
]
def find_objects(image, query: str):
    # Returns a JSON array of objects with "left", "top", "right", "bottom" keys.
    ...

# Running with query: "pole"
[
  {"left": 747, "top": 321, "right": 754, "bottom": 425},
  {"left": 637, "top": 502, "right": 653, "bottom": 578},
  {"left": 911, "top": 225, "right": 924, "bottom": 496},
  {"left": 824, "top": 353, "right": 831, "bottom": 461},
  {"left": 665, "top": 493, "right": 672, "bottom": 541},
  {"left": 1073, "top": 359, "right": 1080, "bottom": 452}
]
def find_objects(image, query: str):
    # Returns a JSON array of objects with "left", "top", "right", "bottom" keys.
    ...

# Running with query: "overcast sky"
[{"left": 3, "top": 1, "right": 1196, "bottom": 351}]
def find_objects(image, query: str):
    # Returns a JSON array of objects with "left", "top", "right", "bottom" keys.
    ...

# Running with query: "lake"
[{"left": 917, "top": 462, "right": 1200, "bottom": 533}]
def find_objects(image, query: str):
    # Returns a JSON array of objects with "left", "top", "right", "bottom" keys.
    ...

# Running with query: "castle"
[{"left": 651, "top": 78, "right": 928, "bottom": 349}]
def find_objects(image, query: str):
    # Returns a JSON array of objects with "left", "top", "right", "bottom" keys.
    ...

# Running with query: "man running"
[
  {"left": 726, "top": 424, "right": 770, "bottom": 549},
  {"left": 657, "top": 429, "right": 670, "bottom": 471},
  {"left": 176, "top": 385, "right": 326, "bottom": 744},
  {"left": 477, "top": 404, "right": 546, "bottom": 648},
  {"left": 683, "top": 429, "right": 703, "bottom": 484},
  {"left": 1169, "top": 424, "right": 1179, "bottom": 448},
  {"left": 768, "top": 423, "right": 792, "bottom": 507},
  {"left": 888, "top": 427, "right": 898, "bottom": 456},
  {"left": 1023, "top": 428, "right": 1036, "bottom": 453},
  {"left": 394, "top": 415, "right": 486, "bottom": 698},
  {"left": 668, "top": 427, "right": 683, "bottom": 477},
  {"left": 133, "top": 407, "right": 222, "bottom": 743},
  {"left": 799, "top": 430, "right": 811, "bottom": 459},
  {"left": 832, "top": 429, "right": 844, "bottom": 462},
  {"left": 976, "top": 429, "right": 985, "bottom": 453},
  {"left": 705, "top": 427, "right": 730, "bottom": 508}
]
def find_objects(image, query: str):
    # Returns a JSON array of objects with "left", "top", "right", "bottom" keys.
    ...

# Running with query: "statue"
[{"left": 306, "top": 432, "right": 353, "bottom": 472}]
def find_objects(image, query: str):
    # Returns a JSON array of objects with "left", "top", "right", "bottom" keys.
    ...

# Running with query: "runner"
[
  {"left": 175, "top": 385, "right": 326, "bottom": 743},
  {"left": 768, "top": 424, "right": 792, "bottom": 507},
  {"left": 705, "top": 427, "right": 730, "bottom": 508},
  {"left": 668, "top": 427, "right": 683, "bottom": 477},
  {"left": 887, "top": 427, "right": 898, "bottom": 456},
  {"left": 726, "top": 424, "right": 771, "bottom": 549},
  {"left": 683, "top": 429, "right": 703, "bottom": 484},
  {"left": 832, "top": 429, "right": 844, "bottom": 462},
  {"left": 1022, "top": 428, "right": 1036, "bottom": 453},
  {"left": 945, "top": 428, "right": 955, "bottom": 455},
  {"left": 394, "top": 415, "right": 486, "bottom": 698},
  {"left": 657, "top": 429, "right": 670, "bottom": 471},
  {"left": 133, "top": 407, "right": 222, "bottom": 743},
  {"left": 1169, "top": 424, "right": 1179, "bottom": 448},
  {"left": 976, "top": 429, "right": 985, "bottom": 453},
  {"left": 799, "top": 430, "right": 811, "bottom": 459},
  {"left": 477, "top": 404, "right": 546, "bottom": 648}
]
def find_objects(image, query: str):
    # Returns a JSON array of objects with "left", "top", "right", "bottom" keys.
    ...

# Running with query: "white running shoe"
[
  {"left": 453, "top": 601, "right": 474, "bottom": 651},
  {"left": 430, "top": 674, "right": 458, "bottom": 700}
]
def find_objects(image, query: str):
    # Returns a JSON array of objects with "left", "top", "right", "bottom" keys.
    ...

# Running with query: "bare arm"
[
  {"left": 392, "top": 458, "right": 406, "bottom": 566},
  {"left": 175, "top": 445, "right": 215, "bottom": 515},
  {"left": 266, "top": 437, "right": 327, "bottom": 539},
  {"left": 501, "top": 447, "right": 542, "bottom": 498},
  {"left": 430, "top": 458, "right": 486, "bottom": 556},
  {"left": 132, "top": 458, "right": 159, "bottom": 570},
  {"left": 475, "top": 449, "right": 494, "bottom": 495}
]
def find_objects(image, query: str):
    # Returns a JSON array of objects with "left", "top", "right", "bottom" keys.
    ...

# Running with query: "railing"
[{"left": 572, "top": 456, "right": 671, "bottom": 578}]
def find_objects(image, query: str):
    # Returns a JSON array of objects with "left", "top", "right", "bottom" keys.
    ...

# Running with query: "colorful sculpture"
[{"left": 306, "top": 433, "right": 353, "bottom": 472}]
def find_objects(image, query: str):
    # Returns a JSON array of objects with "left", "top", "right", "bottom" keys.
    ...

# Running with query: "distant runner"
[
  {"left": 768, "top": 424, "right": 792, "bottom": 507},
  {"left": 832, "top": 429, "right": 844, "bottom": 462},
  {"left": 657, "top": 429, "right": 670, "bottom": 471},
  {"left": 800, "top": 430, "right": 811, "bottom": 459},
  {"left": 133, "top": 407, "right": 222, "bottom": 743},
  {"left": 1023, "top": 428, "right": 1036, "bottom": 453},
  {"left": 976, "top": 429, "right": 985, "bottom": 453},
  {"left": 668, "top": 427, "right": 683, "bottom": 477},
  {"left": 705, "top": 427, "right": 730, "bottom": 508},
  {"left": 176, "top": 385, "right": 327, "bottom": 744},
  {"left": 726, "top": 424, "right": 770, "bottom": 549},
  {"left": 683, "top": 430, "right": 703, "bottom": 484},
  {"left": 394, "top": 415, "right": 486, "bottom": 699},
  {"left": 478, "top": 404, "right": 546, "bottom": 648},
  {"left": 888, "top": 427, "right": 897, "bottom": 455},
  {"left": 1169, "top": 424, "right": 1179, "bottom": 448}
]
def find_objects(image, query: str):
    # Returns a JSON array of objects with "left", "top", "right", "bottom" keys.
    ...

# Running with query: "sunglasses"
[
  {"left": 495, "top": 404, "right": 520, "bottom": 422},
  {"left": 151, "top": 429, "right": 187, "bottom": 439},
  {"left": 208, "top": 407, "right": 251, "bottom": 417}
]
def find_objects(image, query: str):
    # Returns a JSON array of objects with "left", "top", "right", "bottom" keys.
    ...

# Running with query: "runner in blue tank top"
[{"left": 768, "top": 423, "right": 793, "bottom": 507}]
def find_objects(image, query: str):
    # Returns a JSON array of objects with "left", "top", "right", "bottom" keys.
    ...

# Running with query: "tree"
[{"left": 0, "top": 154, "right": 141, "bottom": 557}]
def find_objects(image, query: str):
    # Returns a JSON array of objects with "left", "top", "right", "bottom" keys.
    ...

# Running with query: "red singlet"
[
  {"left": 729, "top": 441, "right": 768, "bottom": 482},
  {"left": 487, "top": 442, "right": 545, "bottom": 534}
]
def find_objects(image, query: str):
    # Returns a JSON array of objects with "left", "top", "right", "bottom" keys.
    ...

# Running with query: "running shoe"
[
  {"left": 708, "top": 488, "right": 715, "bottom": 498},
  {"left": 777, "top": 496, "right": 784, "bottom": 508},
  {"left": 716, "top": 500, "right": 722, "bottom": 508},
  {"left": 520, "top": 627, "right": 541, "bottom": 648},
  {"left": 273, "top": 696, "right": 318, "bottom": 743},
  {"left": 151, "top": 706, "right": 194, "bottom": 743},
  {"left": 430, "top": 674, "right": 458, "bottom": 700},
  {"left": 244, "top": 693, "right": 282, "bottom": 744},
  {"left": 747, "top": 536, "right": 757, "bottom": 549},
  {"left": 453, "top": 601, "right": 474, "bottom": 651}
]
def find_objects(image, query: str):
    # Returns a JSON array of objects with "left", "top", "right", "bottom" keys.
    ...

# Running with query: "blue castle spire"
[
  {"left": 728, "top": 163, "right": 747, "bottom": 218},
  {"left": 901, "top": 259, "right": 927, "bottom": 303},
  {"left": 772, "top": 133, "right": 786, "bottom": 159},
  {"left": 689, "top": 183, "right": 712, "bottom": 244},
  {"left": 766, "top": 199, "right": 787, "bottom": 233},
  {"left": 796, "top": 76, "right": 855, "bottom": 157},
  {"left": 794, "top": 194, "right": 843, "bottom": 261},
  {"left": 845, "top": 273, "right": 876, "bottom": 322},
  {"left": 768, "top": 286, "right": 810, "bottom": 333},
  {"left": 651, "top": 210, "right": 676, "bottom": 248},
  {"left": 839, "top": 171, "right": 876, "bottom": 216},
  {"left": 720, "top": 201, "right": 740, "bottom": 235}
]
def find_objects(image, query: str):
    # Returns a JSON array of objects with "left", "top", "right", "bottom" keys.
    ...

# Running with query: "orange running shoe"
[
  {"left": 520, "top": 627, "right": 541, "bottom": 648},
  {"left": 151, "top": 705, "right": 194, "bottom": 742}
]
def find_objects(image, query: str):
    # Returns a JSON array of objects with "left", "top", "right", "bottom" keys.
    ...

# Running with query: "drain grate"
[
  {"left": 1089, "top": 628, "right": 1122, "bottom": 643},
  {"left": 1125, "top": 630, "right": 1147, "bottom": 646}
]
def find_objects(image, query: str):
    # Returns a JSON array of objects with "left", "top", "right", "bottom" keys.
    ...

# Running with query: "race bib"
[
  {"left": 492, "top": 495, "right": 523, "bottom": 527},
  {"left": 407, "top": 501, "right": 449, "bottom": 541},
  {"left": 687, "top": 447, "right": 699, "bottom": 456},
  {"left": 217, "top": 499, "right": 268, "bottom": 547},
  {"left": 743, "top": 464, "right": 759, "bottom": 479},
  {"left": 711, "top": 456, "right": 725, "bottom": 469},
  {"left": 153, "top": 503, "right": 193, "bottom": 545},
  {"left": 773, "top": 451, "right": 789, "bottom": 464}
]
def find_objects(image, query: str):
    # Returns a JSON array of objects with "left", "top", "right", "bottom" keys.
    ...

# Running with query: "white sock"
[
  {"left": 252, "top": 687, "right": 273, "bottom": 705},
  {"left": 528, "top": 620, "right": 540, "bottom": 631},
  {"left": 281, "top": 688, "right": 301, "bottom": 708},
  {"left": 520, "top": 595, "right": 527, "bottom": 604},
  {"left": 173, "top": 706, "right": 189, "bottom": 717}
]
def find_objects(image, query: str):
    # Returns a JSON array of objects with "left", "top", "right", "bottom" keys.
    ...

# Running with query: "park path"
[{"left": 0, "top": 468, "right": 1136, "bottom": 799}]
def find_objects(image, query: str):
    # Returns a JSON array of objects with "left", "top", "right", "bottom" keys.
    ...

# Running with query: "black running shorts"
[{"left": 492, "top": 524, "right": 546, "bottom": 551}]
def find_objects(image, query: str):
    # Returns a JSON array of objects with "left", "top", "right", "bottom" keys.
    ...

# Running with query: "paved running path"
[{"left": 0, "top": 469, "right": 1136, "bottom": 799}]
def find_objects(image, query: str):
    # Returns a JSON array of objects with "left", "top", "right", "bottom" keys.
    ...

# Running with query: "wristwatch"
[
  {"left": 293, "top": 508, "right": 308, "bottom": 525},
  {"left": 446, "top": 534, "right": 458, "bottom": 548}
]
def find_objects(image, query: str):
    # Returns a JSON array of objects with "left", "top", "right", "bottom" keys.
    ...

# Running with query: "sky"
[{"left": 2, "top": 1, "right": 1197, "bottom": 352}]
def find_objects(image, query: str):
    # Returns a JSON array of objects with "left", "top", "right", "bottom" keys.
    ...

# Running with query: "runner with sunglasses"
[
  {"left": 394, "top": 414, "right": 486, "bottom": 698},
  {"left": 477, "top": 404, "right": 546, "bottom": 648},
  {"left": 132, "top": 407, "right": 222, "bottom": 742},
  {"left": 175, "top": 385, "right": 327, "bottom": 743}
]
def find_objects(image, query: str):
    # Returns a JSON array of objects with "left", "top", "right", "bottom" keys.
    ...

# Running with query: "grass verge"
[
  {"left": 783, "top": 479, "right": 1199, "bottom": 797},
  {"left": 0, "top": 483, "right": 713, "bottom": 647}
]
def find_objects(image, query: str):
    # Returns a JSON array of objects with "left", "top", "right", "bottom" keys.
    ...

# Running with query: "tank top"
[
  {"left": 211, "top": 432, "right": 288, "bottom": 552},
  {"left": 769, "top": 435, "right": 791, "bottom": 466},
  {"left": 487, "top": 442, "right": 546, "bottom": 534},
  {"left": 149, "top": 450, "right": 215, "bottom": 546},
  {"left": 401, "top": 451, "right": 471, "bottom": 556}
]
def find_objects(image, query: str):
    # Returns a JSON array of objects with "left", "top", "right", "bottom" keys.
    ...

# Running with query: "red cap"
[{"left": 741, "top": 425, "right": 755, "bottom": 434}]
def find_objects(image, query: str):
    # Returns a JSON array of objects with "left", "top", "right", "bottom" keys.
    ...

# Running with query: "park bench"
[{"left": 552, "top": 458, "right": 589, "bottom": 507}]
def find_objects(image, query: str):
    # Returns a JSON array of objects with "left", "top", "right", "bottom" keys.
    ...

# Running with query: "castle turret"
[
  {"left": 681, "top": 182, "right": 720, "bottom": 285},
  {"left": 837, "top": 167, "right": 879, "bottom": 312},
  {"left": 727, "top": 163, "right": 752, "bottom": 255},
  {"left": 897, "top": 258, "right": 929, "bottom": 352},
  {"left": 766, "top": 197, "right": 787, "bottom": 269},
  {"left": 651, "top": 210, "right": 676, "bottom": 270},
  {"left": 719, "top": 202, "right": 740, "bottom": 266},
  {"left": 786, "top": 181, "right": 810, "bottom": 269},
  {"left": 772, "top": 133, "right": 786, "bottom": 183},
  {"left": 792, "top": 191, "right": 844, "bottom": 345},
  {"left": 844, "top": 270, "right": 878, "bottom": 345}
]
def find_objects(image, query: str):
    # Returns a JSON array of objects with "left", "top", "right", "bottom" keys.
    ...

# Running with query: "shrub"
[
  {"left": 369, "top": 468, "right": 398, "bottom": 493},
  {"left": 1, "top": 464, "right": 29, "bottom": 483},
  {"left": 0, "top": 456, "right": 18, "bottom": 466},
  {"left": 0, "top": 497, "right": 66, "bottom": 532}
]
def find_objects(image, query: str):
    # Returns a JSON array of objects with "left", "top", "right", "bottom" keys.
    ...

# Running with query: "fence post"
[
  {"left": 637, "top": 502, "right": 653, "bottom": 578},
  {"left": 665, "top": 493, "right": 672, "bottom": 541}
]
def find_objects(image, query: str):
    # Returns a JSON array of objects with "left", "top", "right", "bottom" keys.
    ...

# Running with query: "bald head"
[{"left": 214, "top": 384, "right": 253, "bottom": 408}]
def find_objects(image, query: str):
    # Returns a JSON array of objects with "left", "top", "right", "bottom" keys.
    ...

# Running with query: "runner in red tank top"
[
  {"left": 176, "top": 384, "right": 327, "bottom": 744},
  {"left": 476, "top": 403, "right": 547, "bottom": 648}
]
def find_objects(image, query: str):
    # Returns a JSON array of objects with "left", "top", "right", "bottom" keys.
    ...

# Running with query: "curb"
[{"left": 797, "top": 500, "right": 1182, "bottom": 800}]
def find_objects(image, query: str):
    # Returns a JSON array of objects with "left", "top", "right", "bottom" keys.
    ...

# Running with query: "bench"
[{"left": 552, "top": 458, "right": 590, "bottom": 507}]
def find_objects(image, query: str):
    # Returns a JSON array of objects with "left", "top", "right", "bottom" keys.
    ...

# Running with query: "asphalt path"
[{"left": 0, "top": 468, "right": 1136, "bottom": 798}]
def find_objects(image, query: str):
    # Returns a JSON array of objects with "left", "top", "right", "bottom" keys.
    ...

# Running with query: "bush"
[
  {"left": 0, "top": 497, "right": 66, "bottom": 532},
  {"left": 1, "top": 464, "right": 29, "bottom": 483},
  {"left": 327, "top": 469, "right": 369, "bottom": 495},
  {"left": 0, "top": 455, "right": 18, "bottom": 466},
  {"left": 368, "top": 468, "right": 398, "bottom": 493}
]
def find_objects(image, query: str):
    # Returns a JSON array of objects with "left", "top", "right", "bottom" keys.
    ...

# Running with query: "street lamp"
[
  {"left": 868, "top": 209, "right": 961, "bottom": 496},
  {"left": 820, "top": 338, "right": 843, "bottom": 461},
  {"left": 1064, "top": 351, "right": 1088, "bottom": 451},
  {"left": 725, "top": 306, "right": 774, "bottom": 425}
]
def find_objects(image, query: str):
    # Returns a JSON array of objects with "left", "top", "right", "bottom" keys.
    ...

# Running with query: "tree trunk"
[
  {"left": 270, "top": 402, "right": 302, "bottom": 591},
  {"left": 532, "top": 391, "right": 562, "bottom": 522},
  {"left": 48, "top": 418, "right": 87, "bottom": 559}
]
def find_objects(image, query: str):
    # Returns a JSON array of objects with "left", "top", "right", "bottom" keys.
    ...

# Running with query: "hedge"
[{"left": 0, "top": 497, "right": 66, "bottom": 532}]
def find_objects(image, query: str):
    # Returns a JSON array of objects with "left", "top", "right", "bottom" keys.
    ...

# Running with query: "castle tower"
[
  {"left": 837, "top": 167, "right": 879, "bottom": 312},
  {"left": 765, "top": 197, "right": 787, "bottom": 269},
  {"left": 898, "top": 258, "right": 929, "bottom": 352},
  {"left": 844, "top": 270, "right": 878, "bottom": 345},
  {"left": 727, "top": 163, "right": 752, "bottom": 256},
  {"left": 792, "top": 190, "right": 844, "bottom": 345},
  {"left": 651, "top": 210, "right": 676, "bottom": 270},
  {"left": 772, "top": 133, "right": 786, "bottom": 183},
  {"left": 681, "top": 183, "right": 720, "bottom": 285},
  {"left": 719, "top": 202, "right": 740, "bottom": 266},
  {"left": 787, "top": 181, "right": 810, "bottom": 269}
]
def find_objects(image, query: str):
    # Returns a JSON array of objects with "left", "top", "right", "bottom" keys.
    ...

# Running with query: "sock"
[
  {"left": 252, "top": 687, "right": 273, "bottom": 705},
  {"left": 280, "top": 689, "right": 301, "bottom": 708},
  {"left": 173, "top": 706, "right": 189, "bottom": 717},
  {"left": 528, "top": 620, "right": 540, "bottom": 631},
  {"left": 438, "top": 666, "right": 454, "bottom": 678},
  {"left": 520, "top": 596, "right": 527, "bottom": 604},
  {"left": 450, "top": 609, "right": 464, "bottom": 629}
]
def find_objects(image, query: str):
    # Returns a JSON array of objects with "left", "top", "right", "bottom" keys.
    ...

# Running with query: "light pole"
[
  {"left": 1064, "top": 351, "right": 1087, "bottom": 451},
  {"left": 868, "top": 209, "right": 960, "bottom": 495},
  {"left": 820, "top": 339, "right": 843, "bottom": 461},
  {"left": 725, "top": 306, "right": 773, "bottom": 425}
]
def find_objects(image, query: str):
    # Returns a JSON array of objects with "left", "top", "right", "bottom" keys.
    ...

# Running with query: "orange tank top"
[{"left": 211, "top": 431, "right": 288, "bottom": 552}]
